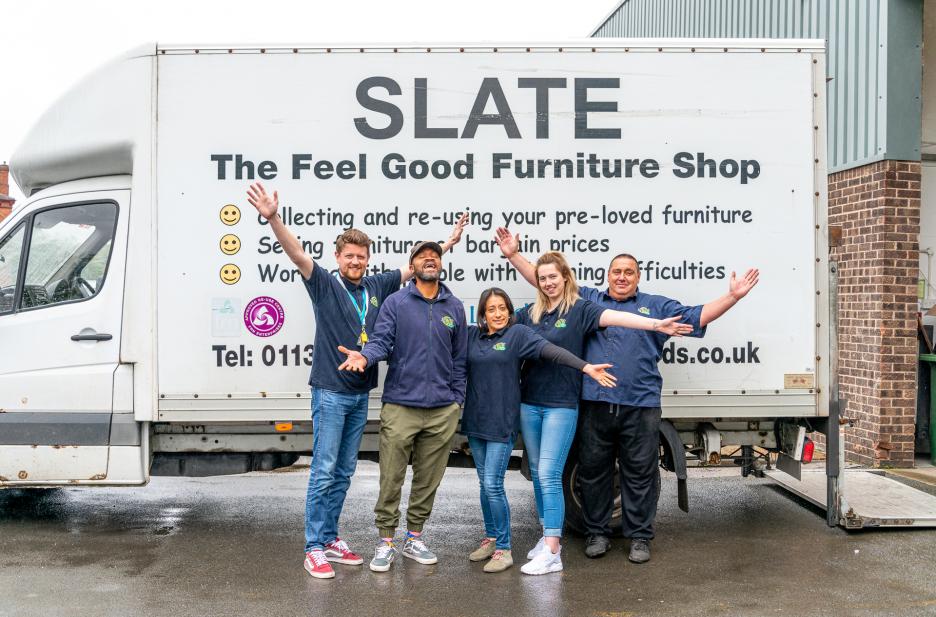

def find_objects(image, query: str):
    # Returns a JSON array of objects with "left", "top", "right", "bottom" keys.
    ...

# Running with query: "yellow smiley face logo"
[
  {"left": 220, "top": 264, "right": 241, "bottom": 285},
  {"left": 220, "top": 234, "right": 241, "bottom": 255},
  {"left": 220, "top": 204, "right": 241, "bottom": 226}
]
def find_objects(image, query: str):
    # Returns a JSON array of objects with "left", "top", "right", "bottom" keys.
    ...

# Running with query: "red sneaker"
[
  {"left": 324, "top": 538, "right": 364, "bottom": 565},
  {"left": 304, "top": 549, "right": 335, "bottom": 579}
]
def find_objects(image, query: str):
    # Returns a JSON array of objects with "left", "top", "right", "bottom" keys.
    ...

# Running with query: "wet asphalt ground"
[{"left": 2, "top": 461, "right": 936, "bottom": 617}]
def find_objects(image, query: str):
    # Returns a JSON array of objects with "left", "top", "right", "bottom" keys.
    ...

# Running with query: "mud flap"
[{"left": 659, "top": 420, "right": 689, "bottom": 512}]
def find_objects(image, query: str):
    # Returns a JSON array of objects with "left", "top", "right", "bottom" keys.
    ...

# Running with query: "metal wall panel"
[{"left": 592, "top": 0, "right": 922, "bottom": 171}]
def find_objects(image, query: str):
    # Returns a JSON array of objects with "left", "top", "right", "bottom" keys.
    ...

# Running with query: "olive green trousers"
[{"left": 374, "top": 402, "right": 460, "bottom": 537}]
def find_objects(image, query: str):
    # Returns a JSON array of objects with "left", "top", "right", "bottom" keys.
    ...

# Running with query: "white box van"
[{"left": 0, "top": 40, "right": 829, "bottom": 528}]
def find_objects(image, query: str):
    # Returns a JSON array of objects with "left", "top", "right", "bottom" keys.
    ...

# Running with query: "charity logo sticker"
[
  {"left": 244, "top": 296, "right": 285, "bottom": 337},
  {"left": 211, "top": 298, "right": 243, "bottom": 337},
  {"left": 493, "top": 342, "right": 507, "bottom": 351},
  {"left": 441, "top": 315, "right": 455, "bottom": 329},
  {"left": 554, "top": 318, "right": 567, "bottom": 328},
  {"left": 638, "top": 307, "right": 651, "bottom": 315},
  {"left": 220, "top": 204, "right": 241, "bottom": 226}
]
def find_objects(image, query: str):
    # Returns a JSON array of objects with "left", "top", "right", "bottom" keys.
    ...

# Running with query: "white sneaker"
[
  {"left": 521, "top": 545, "right": 563, "bottom": 576},
  {"left": 527, "top": 536, "right": 546, "bottom": 560}
]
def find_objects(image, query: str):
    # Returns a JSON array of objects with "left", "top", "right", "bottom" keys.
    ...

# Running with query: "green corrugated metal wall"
[{"left": 592, "top": 0, "right": 922, "bottom": 172}]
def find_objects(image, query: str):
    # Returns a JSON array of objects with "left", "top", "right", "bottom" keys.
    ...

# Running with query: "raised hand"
[
  {"left": 494, "top": 227, "right": 520, "bottom": 258},
  {"left": 337, "top": 345, "right": 368, "bottom": 372},
  {"left": 444, "top": 212, "right": 470, "bottom": 251},
  {"left": 729, "top": 268, "right": 760, "bottom": 301},
  {"left": 583, "top": 363, "right": 617, "bottom": 388},
  {"left": 653, "top": 316, "right": 694, "bottom": 337},
  {"left": 246, "top": 182, "right": 279, "bottom": 221}
]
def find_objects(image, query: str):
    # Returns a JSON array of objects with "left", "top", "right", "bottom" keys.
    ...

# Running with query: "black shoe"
[
  {"left": 584, "top": 534, "right": 610, "bottom": 558},
  {"left": 628, "top": 539, "right": 650, "bottom": 564}
]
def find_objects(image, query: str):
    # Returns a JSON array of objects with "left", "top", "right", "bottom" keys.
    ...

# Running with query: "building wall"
[
  {"left": 592, "top": 0, "right": 923, "bottom": 173},
  {"left": 0, "top": 164, "right": 14, "bottom": 223},
  {"left": 829, "top": 160, "right": 920, "bottom": 466}
]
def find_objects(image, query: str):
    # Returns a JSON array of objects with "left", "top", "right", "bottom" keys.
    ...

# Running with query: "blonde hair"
[{"left": 529, "top": 252, "right": 580, "bottom": 324}]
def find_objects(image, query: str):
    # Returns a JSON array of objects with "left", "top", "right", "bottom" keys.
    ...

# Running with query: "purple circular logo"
[{"left": 244, "top": 296, "right": 285, "bottom": 337}]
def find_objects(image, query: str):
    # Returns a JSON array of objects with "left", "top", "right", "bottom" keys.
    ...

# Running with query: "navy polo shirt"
[
  {"left": 302, "top": 265, "right": 401, "bottom": 393},
  {"left": 516, "top": 299, "right": 606, "bottom": 408},
  {"left": 580, "top": 286, "right": 706, "bottom": 407},
  {"left": 462, "top": 324, "right": 548, "bottom": 443}
]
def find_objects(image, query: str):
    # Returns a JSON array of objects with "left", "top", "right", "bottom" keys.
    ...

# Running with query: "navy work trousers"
[{"left": 577, "top": 400, "right": 661, "bottom": 539}]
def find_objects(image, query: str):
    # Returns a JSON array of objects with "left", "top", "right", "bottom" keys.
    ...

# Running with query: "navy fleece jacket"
[{"left": 360, "top": 281, "right": 468, "bottom": 408}]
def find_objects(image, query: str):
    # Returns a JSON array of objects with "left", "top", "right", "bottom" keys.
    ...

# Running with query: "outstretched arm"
[
  {"left": 538, "top": 343, "right": 617, "bottom": 388},
  {"left": 700, "top": 268, "right": 760, "bottom": 327},
  {"left": 400, "top": 212, "right": 470, "bottom": 283},
  {"left": 599, "top": 311, "right": 694, "bottom": 337},
  {"left": 246, "top": 183, "right": 314, "bottom": 280},
  {"left": 494, "top": 227, "right": 536, "bottom": 286}
]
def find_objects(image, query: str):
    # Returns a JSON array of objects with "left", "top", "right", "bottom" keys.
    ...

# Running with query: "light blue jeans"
[
  {"left": 468, "top": 435, "right": 514, "bottom": 550},
  {"left": 520, "top": 404, "right": 578, "bottom": 537},
  {"left": 304, "top": 387, "right": 369, "bottom": 552}
]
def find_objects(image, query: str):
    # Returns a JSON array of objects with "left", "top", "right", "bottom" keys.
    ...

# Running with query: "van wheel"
[{"left": 562, "top": 448, "right": 662, "bottom": 536}]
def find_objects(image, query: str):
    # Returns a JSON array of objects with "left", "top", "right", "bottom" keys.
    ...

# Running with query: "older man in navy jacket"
[{"left": 339, "top": 240, "right": 468, "bottom": 572}]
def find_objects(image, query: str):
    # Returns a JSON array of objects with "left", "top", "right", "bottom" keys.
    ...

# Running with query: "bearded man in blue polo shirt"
[
  {"left": 247, "top": 182, "right": 466, "bottom": 579},
  {"left": 496, "top": 232, "right": 758, "bottom": 565}
]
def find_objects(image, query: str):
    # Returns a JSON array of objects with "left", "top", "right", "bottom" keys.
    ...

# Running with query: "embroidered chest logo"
[
  {"left": 554, "top": 318, "right": 567, "bottom": 328},
  {"left": 493, "top": 342, "right": 507, "bottom": 351},
  {"left": 370, "top": 296, "right": 379, "bottom": 307},
  {"left": 441, "top": 315, "right": 455, "bottom": 329},
  {"left": 638, "top": 307, "right": 651, "bottom": 315}
]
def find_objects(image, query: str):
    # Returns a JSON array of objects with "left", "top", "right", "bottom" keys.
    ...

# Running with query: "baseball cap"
[{"left": 409, "top": 240, "right": 444, "bottom": 263}]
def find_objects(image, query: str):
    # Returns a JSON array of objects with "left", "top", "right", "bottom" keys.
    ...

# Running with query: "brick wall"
[
  {"left": 0, "top": 163, "right": 14, "bottom": 222},
  {"left": 829, "top": 160, "right": 920, "bottom": 468}
]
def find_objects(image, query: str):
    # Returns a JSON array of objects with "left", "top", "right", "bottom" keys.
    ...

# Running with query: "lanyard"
[{"left": 345, "top": 286, "right": 369, "bottom": 329}]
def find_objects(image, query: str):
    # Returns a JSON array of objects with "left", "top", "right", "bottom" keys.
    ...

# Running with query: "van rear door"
[{"left": 0, "top": 188, "right": 128, "bottom": 483}]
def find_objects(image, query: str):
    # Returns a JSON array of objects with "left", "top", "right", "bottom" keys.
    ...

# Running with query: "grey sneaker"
[
  {"left": 584, "top": 534, "right": 610, "bottom": 558},
  {"left": 628, "top": 539, "right": 651, "bottom": 564},
  {"left": 369, "top": 541, "right": 397, "bottom": 572},
  {"left": 402, "top": 535, "right": 438, "bottom": 564}
]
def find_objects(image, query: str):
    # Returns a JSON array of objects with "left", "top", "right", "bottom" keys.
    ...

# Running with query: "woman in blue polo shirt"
[
  {"left": 463, "top": 286, "right": 616, "bottom": 574},
  {"left": 514, "top": 251, "right": 692, "bottom": 576}
]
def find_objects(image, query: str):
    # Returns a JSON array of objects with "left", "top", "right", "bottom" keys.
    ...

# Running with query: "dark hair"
[
  {"left": 609, "top": 253, "right": 639, "bottom": 271},
  {"left": 476, "top": 287, "right": 516, "bottom": 332}
]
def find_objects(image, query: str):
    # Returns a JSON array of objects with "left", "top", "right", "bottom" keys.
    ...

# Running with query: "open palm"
[
  {"left": 729, "top": 268, "right": 760, "bottom": 301},
  {"left": 246, "top": 182, "right": 279, "bottom": 220}
]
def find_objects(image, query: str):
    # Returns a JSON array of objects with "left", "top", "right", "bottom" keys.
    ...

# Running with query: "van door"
[{"left": 0, "top": 191, "right": 127, "bottom": 483}]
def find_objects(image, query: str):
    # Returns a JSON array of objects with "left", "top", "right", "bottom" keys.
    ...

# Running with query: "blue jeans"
[
  {"left": 468, "top": 435, "right": 514, "bottom": 550},
  {"left": 520, "top": 404, "right": 578, "bottom": 537},
  {"left": 304, "top": 387, "right": 369, "bottom": 552}
]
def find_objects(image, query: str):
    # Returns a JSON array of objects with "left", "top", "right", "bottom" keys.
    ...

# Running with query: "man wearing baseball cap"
[{"left": 339, "top": 240, "right": 468, "bottom": 572}]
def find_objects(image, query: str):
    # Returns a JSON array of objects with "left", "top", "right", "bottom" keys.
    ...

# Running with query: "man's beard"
[{"left": 415, "top": 269, "right": 440, "bottom": 282}]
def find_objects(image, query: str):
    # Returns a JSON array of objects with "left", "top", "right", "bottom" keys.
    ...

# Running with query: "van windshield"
[{"left": 0, "top": 222, "right": 25, "bottom": 313}]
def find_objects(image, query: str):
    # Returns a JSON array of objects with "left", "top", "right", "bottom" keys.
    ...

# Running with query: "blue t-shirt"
[
  {"left": 302, "top": 265, "right": 401, "bottom": 393},
  {"left": 580, "top": 286, "right": 706, "bottom": 407},
  {"left": 462, "top": 324, "right": 548, "bottom": 443},
  {"left": 516, "top": 299, "right": 606, "bottom": 408}
]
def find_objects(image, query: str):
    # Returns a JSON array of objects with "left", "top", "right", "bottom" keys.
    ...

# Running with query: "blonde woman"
[{"left": 511, "top": 252, "right": 692, "bottom": 575}]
